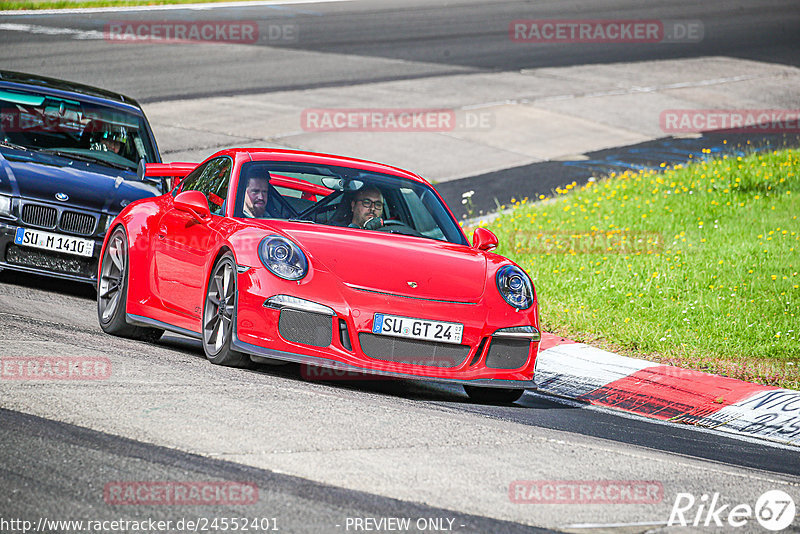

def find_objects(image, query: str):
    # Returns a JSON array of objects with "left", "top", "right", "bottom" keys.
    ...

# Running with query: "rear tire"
[
  {"left": 464, "top": 386, "right": 525, "bottom": 404},
  {"left": 97, "top": 227, "right": 163, "bottom": 342},
  {"left": 202, "top": 252, "right": 251, "bottom": 367}
]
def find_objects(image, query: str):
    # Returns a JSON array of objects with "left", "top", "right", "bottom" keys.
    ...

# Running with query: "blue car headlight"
[
  {"left": 0, "top": 194, "right": 12, "bottom": 218},
  {"left": 496, "top": 265, "right": 534, "bottom": 310},
  {"left": 258, "top": 235, "right": 308, "bottom": 281}
]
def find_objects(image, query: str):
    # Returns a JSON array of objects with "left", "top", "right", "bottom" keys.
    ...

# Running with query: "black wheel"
[
  {"left": 464, "top": 386, "right": 525, "bottom": 404},
  {"left": 202, "top": 252, "right": 251, "bottom": 367},
  {"left": 97, "top": 227, "right": 163, "bottom": 342}
]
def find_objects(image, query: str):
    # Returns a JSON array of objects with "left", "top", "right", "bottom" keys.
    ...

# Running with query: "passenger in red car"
[
  {"left": 350, "top": 187, "right": 384, "bottom": 229},
  {"left": 243, "top": 175, "right": 271, "bottom": 218}
]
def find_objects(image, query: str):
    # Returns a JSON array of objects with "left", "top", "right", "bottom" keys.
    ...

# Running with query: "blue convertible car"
[{"left": 0, "top": 71, "right": 163, "bottom": 284}]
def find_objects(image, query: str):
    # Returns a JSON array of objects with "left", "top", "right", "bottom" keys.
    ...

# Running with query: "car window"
[
  {"left": 233, "top": 163, "right": 300, "bottom": 220},
  {"left": 233, "top": 161, "right": 467, "bottom": 245},
  {"left": 0, "top": 87, "right": 158, "bottom": 169},
  {"left": 180, "top": 156, "right": 232, "bottom": 215}
]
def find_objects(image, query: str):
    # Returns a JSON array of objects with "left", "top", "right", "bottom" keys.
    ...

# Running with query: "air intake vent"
[
  {"left": 60, "top": 211, "right": 96, "bottom": 235},
  {"left": 21, "top": 204, "right": 57, "bottom": 229},
  {"left": 278, "top": 309, "right": 332, "bottom": 347},
  {"left": 485, "top": 338, "right": 531, "bottom": 370},
  {"left": 6, "top": 245, "right": 95, "bottom": 277},
  {"left": 358, "top": 333, "right": 469, "bottom": 368}
]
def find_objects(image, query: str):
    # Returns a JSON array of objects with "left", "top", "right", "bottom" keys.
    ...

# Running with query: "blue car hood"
[{"left": 0, "top": 150, "right": 160, "bottom": 214}]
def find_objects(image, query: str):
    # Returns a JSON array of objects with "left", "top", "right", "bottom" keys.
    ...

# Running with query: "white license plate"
[
  {"left": 14, "top": 227, "right": 94, "bottom": 257},
  {"left": 372, "top": 313, "right": 463, "bottom": 344}
]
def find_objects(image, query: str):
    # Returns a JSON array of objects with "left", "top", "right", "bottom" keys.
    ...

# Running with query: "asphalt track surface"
[
  {"left": 1, "top": 271, "right": 798, "bottom": 479},
  {"left": 2, "top": 0, "right": 800, "bottom": 531},
  {"left": 1, "top": 0, "right": 799, "bottom": 101},
  {"left": 1, "top": 408, "right": 546, "bottom": 534},
  {"left": 2, "top": 270, "right": 800, "bottom": 532}
]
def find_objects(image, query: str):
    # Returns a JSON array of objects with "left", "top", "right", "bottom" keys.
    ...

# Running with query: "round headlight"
[
  {"left": 258, "top": 235, "right": 308, "bottom": 281},
  {"left": 496, "top": 265, "right": 534, "bottom": 310}
]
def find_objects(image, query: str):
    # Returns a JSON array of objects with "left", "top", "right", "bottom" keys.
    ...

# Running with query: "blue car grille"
[
  {"left": 60, "top": 211, "right": 96, "bottom": 235},
  {"left": 21, "top": 203, "right": 97, "bottom": 236},
  {"left": 21, "top": 203, "right": 57, "bottom": 229}
]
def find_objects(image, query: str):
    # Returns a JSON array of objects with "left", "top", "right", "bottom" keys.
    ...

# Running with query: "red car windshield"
[{"left": 235, "top": 161, "right": 468, "bottom": 246}]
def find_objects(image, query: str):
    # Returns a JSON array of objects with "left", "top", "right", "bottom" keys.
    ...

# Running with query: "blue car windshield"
[
  {"left": 0, "top": 87, "right": 158, "bottom": 170},
  {"left": 235, "top": 161, "right": 469, "bottom": 246}
]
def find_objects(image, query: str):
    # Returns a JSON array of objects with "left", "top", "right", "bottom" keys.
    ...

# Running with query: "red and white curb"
[{"left": 535, "top": 334, "right": 800, "bottom": 447}]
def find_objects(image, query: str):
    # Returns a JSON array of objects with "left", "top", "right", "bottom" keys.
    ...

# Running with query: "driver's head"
[
  {"left": 90, "top": 125, "right": 127, "bottom": 154},
  {"left": 100, "top": 138, "right": 122, "bottom": 154},
  {"left": 243, "top": 173, "right": 271, "bottom": 218},
  {"left": 350, "top": 187, "right": 384, "bottom": 228}
]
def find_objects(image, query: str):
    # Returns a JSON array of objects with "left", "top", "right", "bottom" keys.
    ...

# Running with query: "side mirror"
[
  {"left": 472, "top": 227, "right": 498, "bottom": 251},
  {"left": 174, "top": 190, "right": 210, "bottom": 221}
]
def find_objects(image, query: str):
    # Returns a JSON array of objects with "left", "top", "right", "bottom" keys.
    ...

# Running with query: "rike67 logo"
[{"left": 668, "top": 490, "right": 795, "bottom": 530}]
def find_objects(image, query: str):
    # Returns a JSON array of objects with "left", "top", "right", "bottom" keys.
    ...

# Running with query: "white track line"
[
  {"left": 1, "top": 0, "right": 351, "bottom": 16},
  {"left": 0, "top": 22, "right": 103, "bottom": 39}
]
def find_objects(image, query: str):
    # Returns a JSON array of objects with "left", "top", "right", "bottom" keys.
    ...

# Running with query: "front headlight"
[
  {"left": 496, "top": 265, "right": 534, "bottom": 310},
  {"left": 0, "top": 195, "right": 12, "bottom": 217},
  {"left": 258, "top": 235, "right": 308, "bottom": 281},
  {"left": 102, "top": 214, "right": 115, "bottom": 234}
]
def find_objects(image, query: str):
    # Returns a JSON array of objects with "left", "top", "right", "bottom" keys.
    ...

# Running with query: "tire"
[
  {"left": 97, "top": 227, "right": 163, "bottom": 342},
  {"left": 464, "top": 386, "right": 525, "bottom": 404},
  {"left": 202, "top": 252, "right": 251, "bottom": 367}
]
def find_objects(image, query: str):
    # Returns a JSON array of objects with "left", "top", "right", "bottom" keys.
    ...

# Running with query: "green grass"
[
  {"left": 477, "top": 147, "right": 800, "bottom": 389},
  {"left": 0, "top": 0, "right": 251, "bottom": 10}
]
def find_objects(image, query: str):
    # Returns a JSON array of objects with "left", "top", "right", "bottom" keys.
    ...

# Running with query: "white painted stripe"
[
  {"left": 0, "top": 22, "right": 103, "bottom": 39},
  {"left": 0, "top": 0, "right": 351, "bottom": 16},
  {"left": 534, "top": 343, "right": 800, "bottom": 447},
  {"left": 535, "top": 343, "right": 659, "bottom": 398},
  {"left": 699, "top": 388, "right": 800, "bottom": 446}
]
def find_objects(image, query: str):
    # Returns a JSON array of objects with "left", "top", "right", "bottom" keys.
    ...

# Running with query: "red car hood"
[{"left": 282, "top": 225, "right": 487, "bottom": 302}]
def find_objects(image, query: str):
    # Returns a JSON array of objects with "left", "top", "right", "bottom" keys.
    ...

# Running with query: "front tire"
[
  {"left": 202, "top": 252, "right": 251, "bottom": 367},
  {"left": 464, "top": 386, "right": 525, "bottom": 404},
  {"left": 97, "top": 227, "right": 163, "bottom": 342}
]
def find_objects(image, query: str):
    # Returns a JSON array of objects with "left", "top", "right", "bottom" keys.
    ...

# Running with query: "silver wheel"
[
  {"left": 96, "top": 226, "right": 162, "bottom": 342},
  {"left": 98, "top": 230, "right": 126, "bottom": 323},
  {"left": 203, "top": 258, "right": 235, "bottom": 353},
  {"left": 202, "top": 253, "right": 250, "bottom": 367}
]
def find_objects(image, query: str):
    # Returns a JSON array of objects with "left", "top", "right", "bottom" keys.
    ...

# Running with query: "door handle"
[{"left": 157, "top": 225, "right": 167, "bottom": 239}]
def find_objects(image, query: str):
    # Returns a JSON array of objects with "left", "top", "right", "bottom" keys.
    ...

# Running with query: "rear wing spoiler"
[{"left": 137, "top": 161, "right": 198, "bottom": 190}]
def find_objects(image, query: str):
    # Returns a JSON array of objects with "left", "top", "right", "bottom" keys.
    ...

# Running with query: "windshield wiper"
[
  {"left": 40, "top": 149, "right": 134, "bottom": 171},
  {"left": 0, "top": 140, "right": 33, "bottom": 151}
]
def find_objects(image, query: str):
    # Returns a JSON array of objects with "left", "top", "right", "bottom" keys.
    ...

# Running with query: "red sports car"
[{"left": 97, "top": 148, "right": 540, "bottom": 403}]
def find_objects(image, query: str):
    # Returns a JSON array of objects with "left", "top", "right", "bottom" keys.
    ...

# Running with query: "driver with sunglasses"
[{"left": 349, "top": 187, "right": 385, "bottom": 229}]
